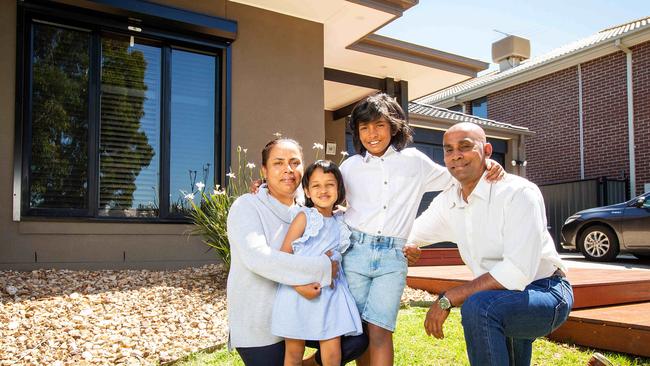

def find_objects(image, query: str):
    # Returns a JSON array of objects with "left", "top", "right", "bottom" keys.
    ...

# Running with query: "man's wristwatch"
[{"left": 437, "top": 292, "right": 453, "bottom": 311}]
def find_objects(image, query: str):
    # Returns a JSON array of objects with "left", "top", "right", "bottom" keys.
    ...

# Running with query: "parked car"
[{"left": 561, "top": 192, "right": 650, "bottom": 262}]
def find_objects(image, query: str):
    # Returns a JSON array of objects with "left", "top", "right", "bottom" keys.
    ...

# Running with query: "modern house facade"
[
  {"left": 418, "top": 17, "right": 650, "bottom": 197},
  {"left": 2, "top": 0, "right": 507, "bottom": 269}
]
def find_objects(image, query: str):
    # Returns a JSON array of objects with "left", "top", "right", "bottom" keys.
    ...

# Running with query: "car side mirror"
[{"left": 636, "top": 197, "right": 646, "bottom": 208}]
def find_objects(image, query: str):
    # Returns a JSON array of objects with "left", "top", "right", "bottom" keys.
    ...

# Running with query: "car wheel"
[
  {"left": 578, "top": 225, "right": 619, "bottom": 262},
  {"left": 633, "top": 253, "right": 650, "bottom": 260}
]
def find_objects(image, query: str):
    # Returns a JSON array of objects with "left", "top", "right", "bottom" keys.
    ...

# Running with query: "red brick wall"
[
  {"left": 487, "top": 41, "right": 650, "bottom": 195},
  {"left": 633, "top": 42, "right": 650, "bottom": 195},
  {"left": 580, "top": 51, "right": 629, "bottom": 184},
  {"left": 488, "top": 67, "right": 581, "bottom": 185}
]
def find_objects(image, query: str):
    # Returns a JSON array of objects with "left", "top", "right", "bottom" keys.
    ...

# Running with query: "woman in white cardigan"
[{"left": 226, "top": 138, "right": 368, "bottom": 366}]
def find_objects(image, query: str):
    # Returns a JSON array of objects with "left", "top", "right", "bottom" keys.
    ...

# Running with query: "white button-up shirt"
[
  {"left": 340, "top": 146, "right": 452, "bottom": 239},
  {"left": 408, "top": 173, "right": 566, "bottom": 291}
]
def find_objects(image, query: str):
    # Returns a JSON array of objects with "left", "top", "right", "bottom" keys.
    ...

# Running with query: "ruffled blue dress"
[{"left": 271, "top": 207, "right": 363, "bottom": 340}]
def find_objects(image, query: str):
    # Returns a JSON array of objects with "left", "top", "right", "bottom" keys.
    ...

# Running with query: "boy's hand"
[
  {"left": 485, "top": 159, "right": 505, "bottom": 182},
  {"left": 403, "top": 244, "right": 421, "bottom": 265},
  {"left": 293, "top": 283, "right": 321, "bottom": 300}
]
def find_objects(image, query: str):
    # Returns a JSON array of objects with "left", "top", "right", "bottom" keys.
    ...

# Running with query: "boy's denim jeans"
[{"left": 460, "top": 274, "right": 573, "bottom": 366}]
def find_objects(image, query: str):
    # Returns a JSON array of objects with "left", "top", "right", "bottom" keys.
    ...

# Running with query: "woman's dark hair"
[
  {"left": 261, "top": 138, "right": 303, "bottom": 167},
  {"left": 302, "top": 160, "right": 346, "bottom": 209},
  {"left": 348, "top": 92, "right": 413, "bottom": 155}
]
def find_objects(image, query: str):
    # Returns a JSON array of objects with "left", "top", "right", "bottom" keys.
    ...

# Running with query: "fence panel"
[{"left": 539, "top": 178, "right": 628, "bottom": 250}]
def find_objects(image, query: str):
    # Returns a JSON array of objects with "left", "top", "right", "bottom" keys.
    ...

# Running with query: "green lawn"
[{"left": 175, "top": 307, "right": 650, "bottom": 366}]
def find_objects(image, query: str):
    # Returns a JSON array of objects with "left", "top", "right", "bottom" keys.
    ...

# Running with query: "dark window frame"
[{"left": 14, "top": 1, "right": 233, "bottom": 223}]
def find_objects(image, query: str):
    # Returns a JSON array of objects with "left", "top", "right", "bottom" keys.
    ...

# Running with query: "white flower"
[
  {"left": 237, "top": 146, "right": 242, "bottom": 152},
  {"left": 313, "top": 143, "right": 324, "bottom": 150},
  {"left": 214, "top": 184, "right": 221, "bottom": 191},
  {"left": 243, "top": 148, "right": 248, "bottom": 153},
  {"left": 340, "top": 151, "right": 349, "bottom": 156},
  {"left": 246, "top": 162, "right": 256, "bottom": 169},
  {"left": 183, "top": 191, "right": 195, "bottom": 200},
  {"left": 195, "top": 182, "right": 205, "bottom": 191},
  {"left": 213, "top": 189, "right": 226, "bottom": 195},
  {"left": 273, "top": 132, "right": 282, "bottom": 138},
  {"left": 227, "top": 172, "right": 236, "bottom": 179}
]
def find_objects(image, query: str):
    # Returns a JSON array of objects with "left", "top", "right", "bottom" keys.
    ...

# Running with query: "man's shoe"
[{"left": 586, "top": 353, "right": 613, "bottom": 366}]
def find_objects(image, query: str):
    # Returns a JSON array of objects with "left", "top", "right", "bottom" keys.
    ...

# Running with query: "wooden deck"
[
  {"left": 407, "top": 265, "right": 650, "bottom": 308},
  {"left": 549, "top": 302, "right": 650, "bottom": 357},
  {"left": 407, "top": 264, "right": 650, "bottom": 358},
  {"left": 411, "top": 248, "right": 464, "bottom": 266}
]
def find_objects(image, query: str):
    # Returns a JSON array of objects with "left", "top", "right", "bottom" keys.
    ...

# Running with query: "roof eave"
[
  {"left": 349, "top": 33, "right": 489, "bottom": 78},
  {"left": 409, "top": 112, "right": 535, "bottom": 137}
]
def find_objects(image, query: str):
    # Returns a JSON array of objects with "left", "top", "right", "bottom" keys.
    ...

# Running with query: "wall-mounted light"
[
  {"left": 127, "top": 25, "right": 142, "bottom": 48},
  {"left": 511, "top": 159, "right": 527, "bottom": 167}
]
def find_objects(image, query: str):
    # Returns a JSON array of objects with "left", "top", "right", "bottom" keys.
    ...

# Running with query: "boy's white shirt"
[{"left": 340, "top": 146, "right": 452, "bottom": 239}]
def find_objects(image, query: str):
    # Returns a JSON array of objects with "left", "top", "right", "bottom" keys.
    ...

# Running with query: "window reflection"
[
  {"left": 30, "top": 23, "right": 90, "bottom": 210},
  {"left": 99, "top": 37, "right": 160, "bottom": 217},
  {"left": 169, "top": 49, "right": 216, "bottom": 214}
]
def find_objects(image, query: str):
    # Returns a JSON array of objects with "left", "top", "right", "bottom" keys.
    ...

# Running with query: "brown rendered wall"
[
  {"left": 0, "top": 1, "right": 325, "bottom": 269},
  {"left": 324, "top": 111, "right": 348, "bottom": 164},
  {"left": 227, "top": 2, "right": 324, "bottom": 168},
  {"left": 488, "top": 42, "right": 650, "bottom": 195}
]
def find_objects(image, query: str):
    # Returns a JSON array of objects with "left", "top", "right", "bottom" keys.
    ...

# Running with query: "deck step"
[{"left": 548, "top": 302, "right": 650, "bottom": 358}]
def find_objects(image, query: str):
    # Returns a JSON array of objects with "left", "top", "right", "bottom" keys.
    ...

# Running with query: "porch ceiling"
[{"left": 231, "top": 0, "right": 489, "bottom": 110}]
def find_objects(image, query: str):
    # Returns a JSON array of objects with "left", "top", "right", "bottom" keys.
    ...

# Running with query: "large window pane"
[
  {"left": 30, "top": 23, "right": 90, "bottom": 210},
  {"left": 170, "top": 49, "right": 216, "bottom": 214},
  {"left": 99, "top": 37, "right": 160, "bottom": 217}
]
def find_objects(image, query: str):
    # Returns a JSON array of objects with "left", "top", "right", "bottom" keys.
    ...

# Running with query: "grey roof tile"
[
  {"left": 416, "top": 16, "right": 650, "bottom": 105},
  {"left": 408, "top": 102, "right": 531, "bottom": 133}
]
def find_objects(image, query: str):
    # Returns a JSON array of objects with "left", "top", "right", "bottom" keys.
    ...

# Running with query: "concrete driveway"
[{"left": 561, "top": 252, "right": 650, "bottom": 270}]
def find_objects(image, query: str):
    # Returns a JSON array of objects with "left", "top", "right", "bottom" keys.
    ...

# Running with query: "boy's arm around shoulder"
[{"left": 414, "top": 149, "right": 453, "bottom": 192}]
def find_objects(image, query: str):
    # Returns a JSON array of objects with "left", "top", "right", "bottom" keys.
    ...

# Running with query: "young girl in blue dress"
[{"left": 271, "top": 160, "right": 363, "bottom": 366}]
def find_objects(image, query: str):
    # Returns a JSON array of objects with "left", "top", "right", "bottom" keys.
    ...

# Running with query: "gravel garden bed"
[{"left": 1, "top": 264, "right": 435, "bottom": 365}]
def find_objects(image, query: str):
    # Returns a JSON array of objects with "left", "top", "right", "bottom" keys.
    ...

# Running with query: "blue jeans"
[{"left": 460, "top": 275, "right": 573, "bottom": 366}]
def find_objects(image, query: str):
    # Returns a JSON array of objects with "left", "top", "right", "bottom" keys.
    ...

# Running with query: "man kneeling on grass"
[{"left": 407, "top": 122, "right": 574, "bottom": 366}]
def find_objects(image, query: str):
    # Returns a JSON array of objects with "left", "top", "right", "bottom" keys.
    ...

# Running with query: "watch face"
[{"left": 438, "top": 296, "right": 451, "bottom": 310}]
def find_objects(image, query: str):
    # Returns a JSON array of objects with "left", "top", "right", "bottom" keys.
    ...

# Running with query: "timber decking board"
[
  {"left": 548, "top": 302, "right": 650, "bottom": 358},
  {"left": 407, "top": 266, "right": 650, "bottom": 308}
]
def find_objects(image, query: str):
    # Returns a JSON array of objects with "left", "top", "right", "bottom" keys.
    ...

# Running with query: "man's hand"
[
  {"left": 485, "top": 159, "right": 506, "bottom": 182},
  {"left": 325, "top": 250, "right": 339, "bottom": 289},
  {"left": 249, "top": 179, "right": 263, "bottom": 194},
  {"left": 424, "top": 301, "right": 450, "bottom": 339},
  {"left": 403, "top": 244, "right": 421, "bottom": 265},
  {"left": 293, "top": 283, "right": 321, "bottom": 300}
]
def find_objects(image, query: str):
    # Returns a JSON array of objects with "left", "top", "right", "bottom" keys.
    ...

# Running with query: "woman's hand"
[
  {"left": 485, "top": 159, "right": 506, "bottom": 182},
  {"left": 403, "top": 244, "right": 422, "bottom": 265},
  {"left": 293, "top": 283, "right": 321, "bottom": 300},
  {"left": 326, "top": 250, "right": 339, "bottom": 289}
]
